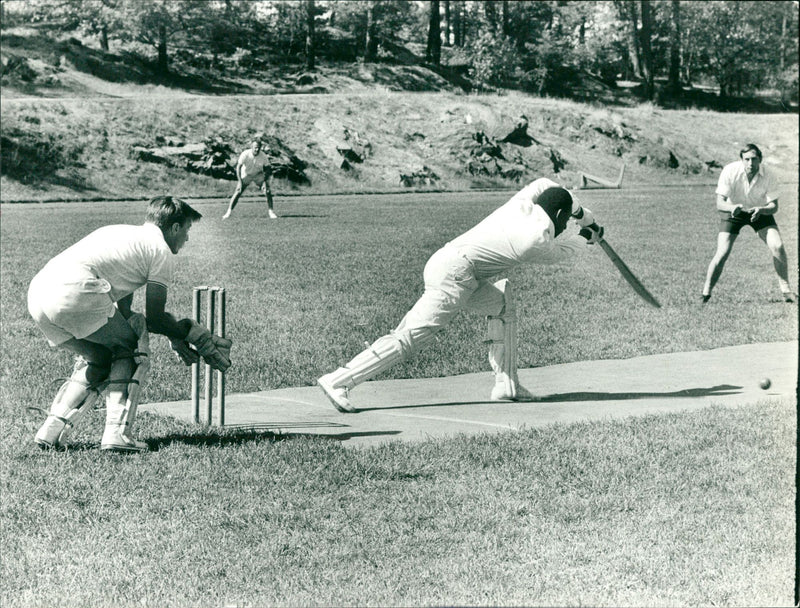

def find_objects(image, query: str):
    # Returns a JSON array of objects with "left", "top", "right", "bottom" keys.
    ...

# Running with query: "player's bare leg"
[
  {"left": 758, "top": 226, "right": 794, "bottom": 302},
  {"left": 263, "top": 174, "right": 278, "bottom": 219},
  {"left": 223, "top": 183, "right": 244, "bottom": 219},
  {"left": 702, "top": 232, "right": 737, "bottom": 303}
]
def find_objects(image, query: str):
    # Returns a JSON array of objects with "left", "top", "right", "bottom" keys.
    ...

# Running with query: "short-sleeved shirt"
[
  {"left": 238, "top": 148, "right": 271, "bottom": 180},
  {"left": 716, "top": 161, "right": 779, "bottom": 209},
  {"left": 447, "top": 178, "right": 587, "bottom": 280},
  {"left": 39, "top": 222, "right": 174, "bottom": 302}
]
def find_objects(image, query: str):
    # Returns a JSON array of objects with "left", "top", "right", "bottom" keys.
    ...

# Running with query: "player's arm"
[
  {"left": 116, "top": 293, "right": 134, "bottom": 319},
  {"left": 145, "top": 282, "right": 189, "bottom": 339},
  {"left": 751, "top": 197, "right": 778, "bottom": 220},
  {"left": 145, "top": 282, "right": 231, "bottom": 371},
  {"left": 716, "top": 194, "right": 746, "bottom": 216}
]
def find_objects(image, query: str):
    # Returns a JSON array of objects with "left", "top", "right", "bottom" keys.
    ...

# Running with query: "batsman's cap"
[{"left": 537, "top": 187, "right": 573, "bottom": 227}]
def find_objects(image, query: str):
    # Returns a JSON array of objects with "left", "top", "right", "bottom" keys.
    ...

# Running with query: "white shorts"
[{"left": 28, "top": 265, "right": 115, "bottom": 346}]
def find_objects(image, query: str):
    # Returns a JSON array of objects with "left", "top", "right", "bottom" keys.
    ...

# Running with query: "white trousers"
[{"left": 391, "top": 245, "right": 506, "bottom": 356}]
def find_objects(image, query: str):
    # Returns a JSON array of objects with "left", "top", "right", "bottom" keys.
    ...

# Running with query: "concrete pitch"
[{"left": 141, "top": 341, "right": 798, "bottom": 448}]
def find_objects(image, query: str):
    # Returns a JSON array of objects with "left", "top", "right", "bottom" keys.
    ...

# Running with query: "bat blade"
[{"left": 598, "top": 238, "right": 662, "bottom": 308}]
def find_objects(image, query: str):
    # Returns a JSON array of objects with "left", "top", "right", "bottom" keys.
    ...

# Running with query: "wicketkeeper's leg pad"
[
  {"left": 34, "top": 358, "right": 106, "bottom": 449},
  {"left": 101, "top": 318, "right": 150, "bottom": 452}
]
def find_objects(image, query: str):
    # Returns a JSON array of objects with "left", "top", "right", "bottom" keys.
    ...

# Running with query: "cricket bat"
[{"left": 598, "top": 238, "right": 662, "bottom": 308}]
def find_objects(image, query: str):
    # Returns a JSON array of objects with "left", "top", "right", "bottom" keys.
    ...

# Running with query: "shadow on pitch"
[
  {"left": 355, "top": 384, "right": 743, "bottom": 411},
  {"left": 143, "top": 426, "right": 401, "bottom": 450}
]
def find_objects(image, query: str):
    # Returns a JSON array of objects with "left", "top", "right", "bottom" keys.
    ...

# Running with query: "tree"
[
  {"left": 614, "top": 0, "right": 642, "bottom": 79},
  {"left": 638, "top": 0, "right": 654, "bottom": 99},
  {"left": 365, "top": 0, "right": 378, "bottom": 61},
  {"left": 426, "top": 0, "right": 441, "bottom": 65},
  {"left": 668, "top": 0, "right": 681, "bottom": 92},
  {"left": 306, "top": 0, "right": 315, "bottom": 69}
]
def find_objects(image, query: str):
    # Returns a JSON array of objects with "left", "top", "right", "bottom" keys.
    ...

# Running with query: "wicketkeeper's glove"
[
  {"left": 186, "top": 320, "right": 233, "bottom": 372},
  {"left": 170, "top": 338, "right": 200, "bottom": 366},
  {"left": 579, "top": 222, "right": 604, "bottom": 245}
]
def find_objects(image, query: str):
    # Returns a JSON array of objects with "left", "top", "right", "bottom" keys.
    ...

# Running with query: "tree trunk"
[
  {"left": 484, "top": 0, "right": 497, "bottom": 29},
  {"left": 426, "top": 0, "right": 441, "bottom": 65},
  {"left": 365, "top": 1, "right": 378, "bottom": 61},
  {"left": 157, "top": 23, "right": 168, "bottom": 74},
  {"left": 306, "top": 0, "right": 315, "bottom": 70},
  {"left": 780, "top": 0, "right": 789, "bottom": 69},
  {"left": 502, "top": 0, "right": 509, "bottom": 37},
  {"left": 453, "top": 0, "right": 462, "bottom": 46},
  {"left": 668, "top": 0, "right": 681, "bottom": 92},
  {"left": 444, "top": 0, "right": 451, "bottom": 46},
  {"left": 639, "top": 0, "right": 654, "bottom": 99},
  {"left": 617, "top": 1, "right": 642, "bottom": 80},
  {"left": 100, "top": 25, "right": 109, "bottom": 52}
]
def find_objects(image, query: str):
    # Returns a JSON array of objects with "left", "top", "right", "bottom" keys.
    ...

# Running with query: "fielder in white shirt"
[
  {"left": 28, "top": 196, "right": 232, "bottom": 452},
  {"left": 702, "top": 144, "right": 794, "bottom": 303},
  {"left": 223, "top": 137, "right": 278, "bottom": 219},
  {"left": 317, "top": 179, "right": 604, "bottom": 413}
]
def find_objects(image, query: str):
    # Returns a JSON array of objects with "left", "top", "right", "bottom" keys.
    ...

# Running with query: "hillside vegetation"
[{"left": 1, "top": 27, "right": 798, "bottom": 203}]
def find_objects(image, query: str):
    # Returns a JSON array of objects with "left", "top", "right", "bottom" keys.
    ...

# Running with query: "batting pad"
[{"left": 327, "top": 335, "right": 406, "bottom": 390}]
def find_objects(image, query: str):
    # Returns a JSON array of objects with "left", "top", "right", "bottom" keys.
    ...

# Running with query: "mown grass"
[{"left": 0, "top": 187, "right": 797, "bottom": 606}]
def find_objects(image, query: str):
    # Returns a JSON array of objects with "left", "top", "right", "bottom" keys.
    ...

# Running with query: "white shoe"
[
  {"left": 317, "top": 374, "right": 356, "bottom": 413},
  {"left": 268, "top": 210, "right": 278, "bottom": 219},
  {"left": 222, "top": 211, "right": 231, "bottom": 219},
  {"left": 100, "top": 426, "right": 147, "bottom": 453},
  {"left": 491, "top": 382, "right": 538, "bottom": 402},
  {"left": 34, "top": 416, "right": 67, "bottom": 449}
]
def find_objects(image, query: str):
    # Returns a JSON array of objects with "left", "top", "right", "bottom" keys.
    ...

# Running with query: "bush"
[
  {"left": 0, "top": 128, "right": 83, "bottom": 183},
  {"left": 464, "top": 31, "right": 520, "bottom": 89}
]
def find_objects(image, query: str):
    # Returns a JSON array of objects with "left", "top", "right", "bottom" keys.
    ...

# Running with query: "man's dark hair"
[
  {"left": 739, "top": 143, "right": 762, "bottom": 160},
  {"left": 145, "top": 195, "right": 202, "bottom": 229}
]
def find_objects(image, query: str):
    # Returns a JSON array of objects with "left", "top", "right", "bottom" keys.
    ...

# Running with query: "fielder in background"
[
  {"left": 702, "top": 143, "right": 795, "bottom": 303},
  {"left": 223, "top": 136, "right": 278, "bottom": 220},
  {"left": 317, "top": 178, "right": 603, "bottom": 413},
  {"left": 28, "top": 196, "right": 233, "bottom": 453}
]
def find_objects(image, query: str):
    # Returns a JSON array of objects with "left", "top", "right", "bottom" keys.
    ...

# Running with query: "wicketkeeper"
[
  {"left": 28, "top": 196, "right": 233, "bottom": 453},
  {"left": 317, "top": 178, "right": 603, "bottom": 412}
]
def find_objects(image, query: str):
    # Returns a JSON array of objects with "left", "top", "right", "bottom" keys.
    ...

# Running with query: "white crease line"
[
  {"left": 377, "top": 410, "right": 518, "bottom": 430},
  {"left": 238, "top": 395, "right": 323, "bottom": 408}
]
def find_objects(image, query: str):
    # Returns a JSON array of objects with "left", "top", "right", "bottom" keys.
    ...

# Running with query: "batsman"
[
  {"left": 28, "top": 196, "right": 233, "bottom": 452},
  {"left": 318, "top": 178, "right": 604, "bottom": 412}
]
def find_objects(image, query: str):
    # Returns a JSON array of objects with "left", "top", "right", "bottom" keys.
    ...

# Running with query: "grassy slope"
[{"left": 2, "top": 92, "right": 798, "bottom": 204}]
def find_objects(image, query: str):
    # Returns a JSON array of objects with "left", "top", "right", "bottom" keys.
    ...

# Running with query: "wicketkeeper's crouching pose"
[
  {"left": 28, "top": 196, "right": 232, "bottom": 453},
  {"left": 317, "top": 178, "right": 603, "bottom": 412}
]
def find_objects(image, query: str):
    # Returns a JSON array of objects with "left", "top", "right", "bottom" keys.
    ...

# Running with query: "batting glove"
[{"left": 579, "top": 222, "right": 604, "bottom": 245}]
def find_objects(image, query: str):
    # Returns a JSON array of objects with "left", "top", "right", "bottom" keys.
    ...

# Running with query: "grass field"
[{"left": 0, "top": 185, "right": 797, "bottom": 606}]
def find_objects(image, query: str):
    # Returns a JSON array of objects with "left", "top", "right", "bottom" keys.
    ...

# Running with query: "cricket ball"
[{"left": 759, "top": 377, "right": 772, "bottom": 390}]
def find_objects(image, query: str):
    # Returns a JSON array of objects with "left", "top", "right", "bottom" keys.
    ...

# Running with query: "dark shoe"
[
  {"left": 782, "top": 291, "right": 796, "bottom": 303},
  {"left": 701, "top": 294, "right": 711, "bottom": 304}
]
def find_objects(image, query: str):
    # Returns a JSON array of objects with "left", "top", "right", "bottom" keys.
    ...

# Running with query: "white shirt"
[
  {"left": 41, "top": 223, "right": 174, "bottom": 302},
  {"left": 238, "top": 148, "right": 271, "bottom": 179},
  {"left": 447, "top": 178, "right": 587, "bottom": 279},
  {"left": 716, "top": 161, "right": 779, "bottom": 208}
]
